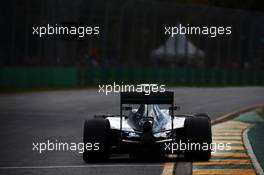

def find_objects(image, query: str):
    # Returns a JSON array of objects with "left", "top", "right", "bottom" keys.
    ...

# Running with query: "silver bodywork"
[{"left": 106, "top": 104, "right": 186, "bottom": 141}]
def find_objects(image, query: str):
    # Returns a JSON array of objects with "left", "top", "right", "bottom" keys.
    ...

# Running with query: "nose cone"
[
  {"left": 143, "top": 120, "right": 152, "bottom": 133},
  {"left": 142, "top": 120, "right": 154, "bottom": 144}
]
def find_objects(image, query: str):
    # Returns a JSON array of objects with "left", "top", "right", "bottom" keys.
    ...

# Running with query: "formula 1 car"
[{"left": 83, "top": 92, "right": 212, "bottom": 162}]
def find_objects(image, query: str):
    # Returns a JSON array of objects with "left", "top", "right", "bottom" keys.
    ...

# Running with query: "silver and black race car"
[{"left": 83, "top": 92, "right": 212, "bottom": 162}]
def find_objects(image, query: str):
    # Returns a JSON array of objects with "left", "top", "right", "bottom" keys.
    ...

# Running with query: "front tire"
[
  {"left": 83, "top": 118, "right": 111, "bottom": 163},
  {"left": 184, "top": 114, "right": 212, "bottom": 161}
]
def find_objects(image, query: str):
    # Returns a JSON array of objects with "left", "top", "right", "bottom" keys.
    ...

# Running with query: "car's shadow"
[{"left": 85, "top": 154, "right": 188, "bottom": 164}]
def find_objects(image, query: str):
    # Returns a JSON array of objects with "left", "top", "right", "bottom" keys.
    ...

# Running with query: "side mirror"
[
  {"left": 94, "top": 114, "right": 113, "bottom": 118},
  {"left": 169, "top": 106, "right": 180, "bottom": 111}
]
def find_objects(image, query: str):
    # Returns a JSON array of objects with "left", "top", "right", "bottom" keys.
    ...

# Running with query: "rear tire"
[
  {"left": 184, "top": 114, "right": 212, "bottom": 161},
  {"left": 83, "top": 118, "right": 111, "bottom": 163}
]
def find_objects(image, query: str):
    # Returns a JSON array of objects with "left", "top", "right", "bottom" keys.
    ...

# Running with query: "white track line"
[{"left": 243, "top": 126, "right": 264, "bottom": 175}]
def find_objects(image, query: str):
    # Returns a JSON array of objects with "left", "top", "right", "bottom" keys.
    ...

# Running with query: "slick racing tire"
[
  {"left": 83, "top": 118, "right": 111, "bottom": 163},
  {"left": 184, "top": 114, "right": 212, "bottom": 161}
]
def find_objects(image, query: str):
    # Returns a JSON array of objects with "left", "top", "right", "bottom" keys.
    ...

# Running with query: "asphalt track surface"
[{"left": 0, "top": 87, "right": 263, "bottom": 175}]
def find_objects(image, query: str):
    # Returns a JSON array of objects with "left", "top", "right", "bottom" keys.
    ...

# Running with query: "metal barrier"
[
  {"left": 81, "top": 67, "right": 264, "bottom": 86},
  {"left": 0, "top": 67, "right": 263, "bottom": 89}
]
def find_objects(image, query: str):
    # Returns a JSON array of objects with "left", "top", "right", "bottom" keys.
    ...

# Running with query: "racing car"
[{"left": 83, "top": 91, "right": 212, "bottom": 162}]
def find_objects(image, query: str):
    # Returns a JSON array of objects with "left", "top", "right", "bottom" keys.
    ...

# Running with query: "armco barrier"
[
  {"left": 0, "top": 67, "right": 263, "bottom": 89},
  {"left": 81, "top": 67, "right": 264, "bottom": 86}
]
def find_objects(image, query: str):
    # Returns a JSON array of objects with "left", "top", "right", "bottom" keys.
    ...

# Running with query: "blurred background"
[{"left": 1, "top": 0, "right": 264, "bottom": 89}]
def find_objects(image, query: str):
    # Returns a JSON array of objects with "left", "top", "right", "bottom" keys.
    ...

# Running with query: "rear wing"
[
  {"left": 119, "top": 92, "right": 176, "bottom": 139},
  {"left": 120, "top": 91, "right": 174, "bottom": 105}
]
